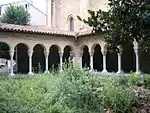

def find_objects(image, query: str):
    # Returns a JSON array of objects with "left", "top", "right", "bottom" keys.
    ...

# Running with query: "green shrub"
[
  {"left": 143, "top": 75, "right": 150, "bottom": 89},
  {"left": 100, "top": 82, "right": 135, "bottom": 113},
  {"left": 118, "top": 75, "right": 129, "bottom": 86},
  {"left": 0, "top": 67, "right": 141, "bottom": 113},
  {"left": 45, "top": 67, "right": 104, "bottom": 113},
  {"left": 0, "top": 76, "right": 48, "bottom": 113}
]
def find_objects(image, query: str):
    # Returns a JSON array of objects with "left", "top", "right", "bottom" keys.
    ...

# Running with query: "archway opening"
[
  {"left": 0, "top": 42, "right": 10, "bottom": 59},
  {"left": 14, "top": 43, "right": 29, "bottom": 74},
  {"left": 93, "top": 44, "right": 103, "bottom": 71},
  {"left": 63, "top": 46, "right": 72, "bottom": 63},
  {"left": 0, "top": 42, "right": 10, "bottom": 73},
  {"left": 82, "top": 45, "right": 90, "bottom": 69},
  {"left": 49, "top": 45, "right": 60, "bottom": 70},
  {"left": 106, "top": 49, "right": 118, "bottom": 72},
  {"left": 140, "top": 40, "right": 150, "bottom": 73},
  {"left": 33, "top": 44, "right": 45, "bottom": 73},
  {"left": 122, "top": 43, "right": 136, "bottom": 73}
]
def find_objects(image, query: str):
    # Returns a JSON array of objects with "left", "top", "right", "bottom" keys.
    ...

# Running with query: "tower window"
[
  {"left": 25, "top": 4, "right": 29, "bottom": 9},
  {"left": 0, "top": 7, "right": 2, "bottom": 15},
  {"left": 69, "top": 17, "right": 74, "bottom": 31}
]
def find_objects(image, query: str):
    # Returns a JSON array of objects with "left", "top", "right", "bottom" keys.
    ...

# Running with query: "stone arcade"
[
  {"left": 0, "top": 24, "right": 143, "bottom": 75},
  {"left": 0, "top": 0, "right": 150, "bottom": 75}
]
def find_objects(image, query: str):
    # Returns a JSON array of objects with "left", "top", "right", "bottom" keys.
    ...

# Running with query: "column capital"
[
  {"left": 133, "top": 39, "right": 139, "bottom": 50},
  {"left": 9, "top": 50, "right": 14, "bottom": 53},
  {"left": 117, "top": 45, "right": 123, "bottom": 55},
  {"left": 9, "top": 50, "right": 14, "bottom": 57},
  {"left": 44, "top": 51, "right": 49, "bottom": 57},
  {"left": 70, "top": 51, "right": 76, "bottom": 57},
  {"left": 59, "top": 51, "right": 63, "bottom": 57},
  {"left": 28, "top": 50, "right": 33, "bottom": 57},
  {"left": 101, "top": 49, "right": 107, "bottom": 56},
  {"left": 89, "top": 51, "right": 94, "bottom": 56},
  {"left": 79, "top": 51, "right": 83, "bottom": 57}
]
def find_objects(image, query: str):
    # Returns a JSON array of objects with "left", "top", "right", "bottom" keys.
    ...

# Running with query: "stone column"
[
  {"left": 79, "top": 52, "right": 83, "bottom": 69},
  {"left": 46, "top": 0, "right": 52, "bottom": 26},
  {"left": 28, "top": 50, "right": 33, "bottom": 75},
  {"left": 89, "top": 51, "right": 94, "bottom": 71},
  {"left": 44, "top": 51, "right": 49, "bottom": 73},
  {"left": 70, "top": 51, "right": 75, "bottom": 65},
  {"left": 59, "top": 51, "right": 63, "bottom": 71},
  {"left": 10, "top": 50, "right": 15, "bottom": 76},
  {"left": 133, "top": 43, "right": 140, "bottom": 74},
  {"left": 117, "top": 46, "right": 123, "bottom": 74},
  {"left": 101, "top": 49, "right": 107, "bottom": 73}
]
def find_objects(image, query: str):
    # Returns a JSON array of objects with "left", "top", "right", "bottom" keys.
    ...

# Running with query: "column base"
[
  {"left": 117, "top": 70, "right": 123, "bottom": 74},
  {"left": 136, "top": 71, "right": 141, "bottom": 75},
  {"left": 10, "top": 73, "right": 15, "bottom": 76},
  {"left": 59, "top": 69, "right": 63, "bottom": 73},
  {"left": 89, "top": 69, "right": 93, "bottom": 72},
  {"left": 102, "top": 69, "right": 108, "bottom": 74},
  {"left": 28, "top": 72, "right": 34, "bottom": 75},
  {"left": 44, "top": 71, "right": 49, "bottom": 73}
]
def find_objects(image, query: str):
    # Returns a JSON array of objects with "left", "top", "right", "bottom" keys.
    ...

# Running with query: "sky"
[{"left": 0, "top": 0, "right": 47, "bottom": 13}]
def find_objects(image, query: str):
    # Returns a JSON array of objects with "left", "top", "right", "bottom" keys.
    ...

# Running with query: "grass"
[{"left": 0, "top": 67, "right": 149, "bottom": 113}]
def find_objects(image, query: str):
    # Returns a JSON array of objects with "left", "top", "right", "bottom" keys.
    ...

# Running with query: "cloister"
[{"left": 0, "top": 24, "right": 150, "bottom": 75}]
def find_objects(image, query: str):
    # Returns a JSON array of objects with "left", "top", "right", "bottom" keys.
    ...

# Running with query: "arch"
[
  {"left": 82, "top": 45, "right": 90, "bottom": 69},
  {"left": 63, "top": 45, "right": 74, "bottom": 51},
  {"left": 14, "top": 43, "right": 29, "bottom": 74},
  {"left": 80, "top": 44, "right": 89, "bottom": 51},
  {"left": 32, "top": 44, "right": 45, "bottom": 73},
  {"left": 0, "top": 42, "right": 10, "bottom": 49},
  {"left": 15, "top": 43, "right": 30, "bottom": 51},
  {"left": 91, "top": 43, "right": 101, "bottom": 52},
  {"left": 50, "top": 44, "right": 61, "bottom": 52},
  {"left": 67, "top": 15, "right": 75, "bottom": 31},
  {"left": 49, "top": 45, "right": 60, "bottom": 70},
  {"left": 139, "top": 39, "right": 150, "bottom": 73},
  {"left": 33, "top": 43, "right": 46, "bottom": 52},
  {"left": 63, "top": 45, "right": 73, "bottom": 63},
  {"left": 122, "top": 42, "right": 136, "bottom": 73},
  {"left": 106, "top": 48, "right": 118, "bottom": 72},
  {"left": 0, "top": 42, "right": 10, "bottom": 60},
  {"left": 93, "top": 44, "right": 103, "bottom": 71}
]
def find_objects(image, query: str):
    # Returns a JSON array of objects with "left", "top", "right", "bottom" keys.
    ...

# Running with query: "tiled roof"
[
  {"left": 0, "top": 23, "right": 94, "bottom": 37},
  {"left": 76, "top": 28, "right": 94, "bottom": 36},
  {"left": 0, "top": 23, "right": 76, "bottom": 37}
]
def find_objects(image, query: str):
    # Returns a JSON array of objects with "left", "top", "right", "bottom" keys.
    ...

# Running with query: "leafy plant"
[
  {"left": 128, "top": 72, "right": 143, "bottom": 86},
  {"left": 45, "top": 67, "right": 105, "bottom": 113},
  {"left": 143, "top": 75, "right": 150, "bottom": 89},
  {"left": 1, "top": 5, "right": 31, "bottom": 25},
  {"left": 100, "top": 76, "right": 136, "bottom": 113},
  {"left": 78, "top": 0, "right": 150, "bottom": 51}
]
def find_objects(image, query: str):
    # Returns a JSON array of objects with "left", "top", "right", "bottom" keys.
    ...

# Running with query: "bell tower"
[
  {"left": 46, "top": 0, "right": 52, "bottom": 27},
  {"left": 80, "top": 0, "right": 90, "bottom": 28}
]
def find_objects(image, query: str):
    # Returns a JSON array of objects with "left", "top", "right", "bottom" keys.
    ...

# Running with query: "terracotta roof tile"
[
  {"left": 0, "top": 23, "right": 94, "bottom": 37},
  {"left": 0, "top": 23, "right": 76, "bottom": 37}
]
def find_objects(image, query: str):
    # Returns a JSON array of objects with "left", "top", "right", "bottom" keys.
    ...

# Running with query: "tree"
[
  {"left": 0, "top": 5, "right": 31, "bottom": 25},
  {"left": 77, "top": 0, "right": 150, "bottom": 51}
]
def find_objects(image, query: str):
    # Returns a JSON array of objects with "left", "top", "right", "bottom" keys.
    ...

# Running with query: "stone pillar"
[
  {"left": 46, "top": 0, "right": 52, "bottom": 27},
  {"left": 10, "top": 50, "right": 15, "bottom": 76},
  {"left": 101, "top": 49, "right": 107, "bottom": 73},
  {"left": 79, "top": 52, "right": 83, "bottom": 69},
  {"left": 133, "top": 42, "right": 140, "bottom": 74},
  {"left": 117, "top": 46, "right": 123, "bottom": 74},
  {"left": 59, "top": 51, "right": 63, "bottom": 71},
  {"left": 70, "top": 51, "right": 75, "bottom": 65},
  {"left": 28, "top": 50, "right": 33, "bottom": 75},
  {"left": 89, "top": 51, "right": 94, "bottom": 71},
  {"left": 44, "top": 51, "right": 49, "bottom": 73}
]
